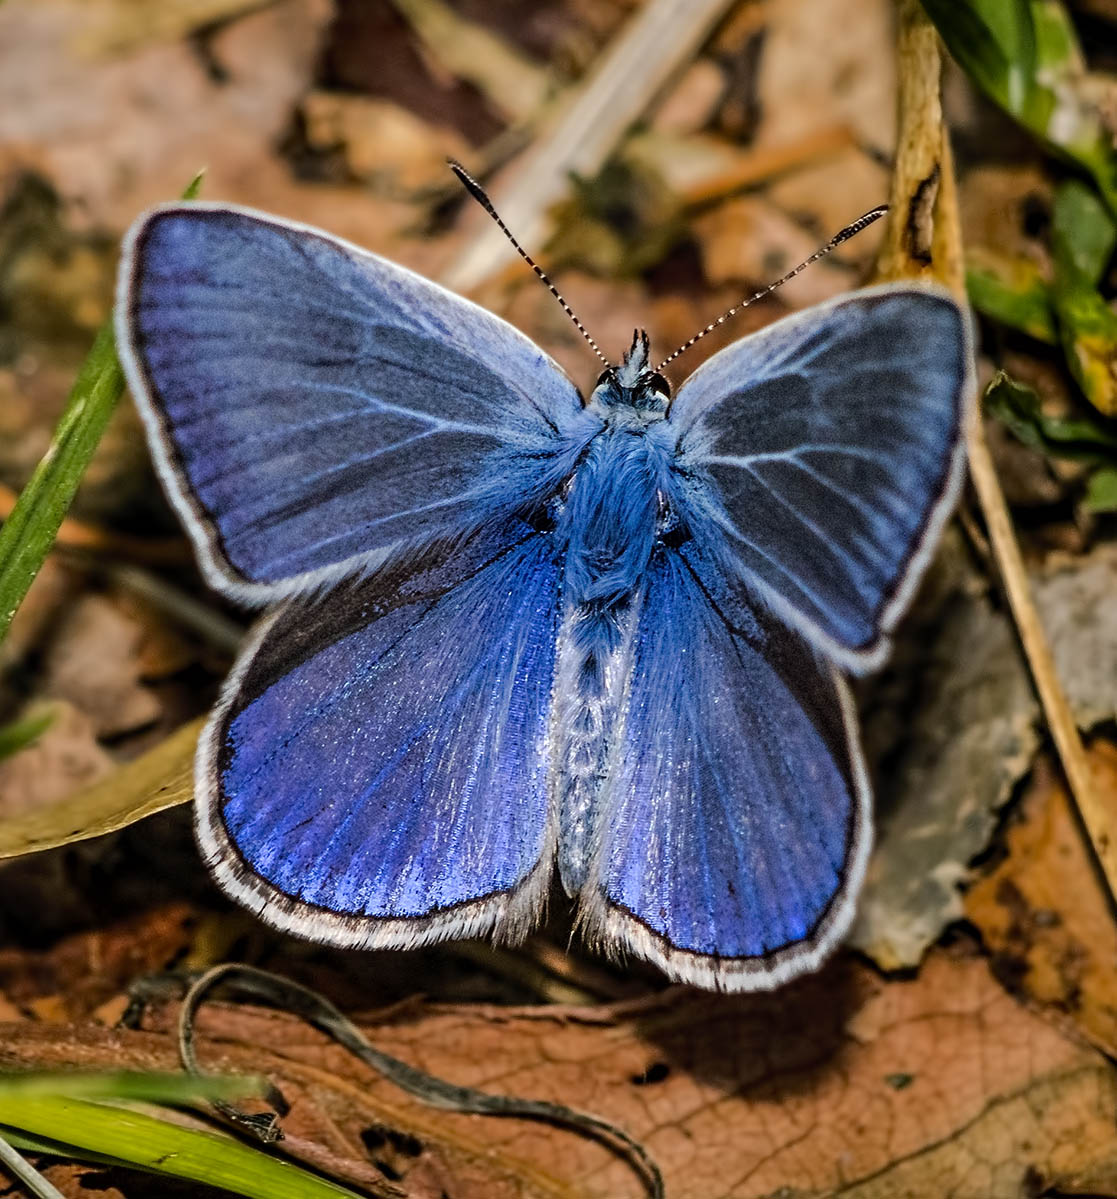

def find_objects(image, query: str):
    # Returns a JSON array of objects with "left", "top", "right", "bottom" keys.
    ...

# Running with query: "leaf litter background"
[{"left": 0, "top": 1, "right": 1116, "bottom": 1196}]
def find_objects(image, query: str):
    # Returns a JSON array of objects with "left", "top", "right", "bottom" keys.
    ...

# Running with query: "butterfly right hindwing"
[{"left": 580, "top": 543, "right": 871, "bottom": 992}]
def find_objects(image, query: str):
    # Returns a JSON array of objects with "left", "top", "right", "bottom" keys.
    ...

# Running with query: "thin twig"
[
  {"left": 678, "top": 124, "right": 856, "bottom": 209},
  {"left": 0, "top": 1129, "right": 67, "bottom": 1199},
  {"left": 441, "top": 0, "right": 741, "bottom": 293},
  {"left": 178, "top": 963, "right": 664, "bottom": 1199},
  {"left": 878, "top": 0, "right": 1117, "bottom": 904},
  {"left": 103, "top": 564, "right": 244, "bottom": 654}
]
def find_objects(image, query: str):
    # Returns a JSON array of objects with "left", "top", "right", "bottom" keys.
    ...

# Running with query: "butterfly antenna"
[
  {"left": 655, "top": 205, "right": 890, "bottom": 373},
  {"left": 449, "top": 159, "right": 609, "bottom": 367}
]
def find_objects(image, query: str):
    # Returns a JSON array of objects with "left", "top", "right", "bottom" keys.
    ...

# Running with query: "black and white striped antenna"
[
  {"left": 449, "top": 160, "right": 609, "bottom": 368},
  {"left": 654, "top": 205, "right": 890, "bottom": 372}
]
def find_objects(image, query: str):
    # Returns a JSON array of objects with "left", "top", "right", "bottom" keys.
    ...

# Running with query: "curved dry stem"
[{"left": 875, "top": 0, "right": 1117, "bottom": 905}]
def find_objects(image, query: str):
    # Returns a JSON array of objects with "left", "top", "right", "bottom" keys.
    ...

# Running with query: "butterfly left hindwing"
[{"left": 197, "top": 522, "right": 564, "bottom": 949}]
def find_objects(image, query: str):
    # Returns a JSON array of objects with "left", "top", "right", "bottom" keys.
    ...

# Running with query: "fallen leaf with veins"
[
  {"left": 0, "top": 948, "right": 1115, "bottom": 1197},
  {"left": 966, "top": 741, "right": 1117, "bottom": 1061}
]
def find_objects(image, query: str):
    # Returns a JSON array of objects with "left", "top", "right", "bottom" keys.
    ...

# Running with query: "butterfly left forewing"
[
  {"left": 580, "top": 545, "right": 871, "bottom": 991},
  {"left": 198, "top": 521, "right": 564, "bottom": 949},
  {"left": 117, "top": 204, "right": 600, "bottom": 604}
]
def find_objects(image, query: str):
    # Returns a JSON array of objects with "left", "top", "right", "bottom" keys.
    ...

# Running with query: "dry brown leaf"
[
  {"left": 693, "top": 194, "right": 860, "bottom": 306},
  {"left": 0, "top": 901, "right": 197, "bottom": 1020},
  {"left": 300, "top": 90, "right": 472, "bottom": 191},
  {"left": 0, "top": 556, "right": 80, "bottom": 670},
  {"left": 649, "top": 57, "right": 725, "bottom": 135},
  {"left": 0, "top": 0, "right": 420, "bottom": 258},
  {"left": 852, "top": 529, "right": 1040, "bottom": 970},
  {"left": 40, "top": 593, "right": 162, "bottom": 738},
  {"left": 0, "top": 716, "right": 198, "bottom": 861},
  {"left": 966, "top": 742, "right": 1117, "bottom": 1060},
  {"left": 1, "top": 949, "right": 1114, "bottom": 1197},
  {"left": 390, "top": 0, "right": 554, "bottom": 123},
  {"left": 766, "top": 145, "right": 892, "bottom": 249},
  {"left": 1033, "top": 543, "right": 1117, "bottom": 731},
  {"left": 65, "top": 0, "right": 278, "bottom": 58},
  {"left": 753, "top": 0, "right": 896, "bottom": 155},
  {"left": 0, "top": 702, "right": 114, "bottom": 821},
  {"left": 958, "top": 164, "right": 1053, "bottom": 266}
]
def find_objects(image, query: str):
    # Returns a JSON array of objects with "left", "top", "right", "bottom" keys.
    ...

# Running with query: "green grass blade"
[
  {"left": 182, "top": 169, "right": 206, "bottom": 200},
  {"left": 0, "top": 1130, "right": 67, "bottom": 1199},
  {"left": 0, "top": 1097, "right": 367, "bottom": 1199},
  {"left": 0, "top": 705, "right": 56, "bottom": 762},
  {"left": 0, "top": 1071, "right": 261, "bottom": 1105},
  {"left": 0, "top": 171, "right": 204, "bottom": 645},
  {"left": 0, "top": 321, "right": 125, "bottom": 642}
]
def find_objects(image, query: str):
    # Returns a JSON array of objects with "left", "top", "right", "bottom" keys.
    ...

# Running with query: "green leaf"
[
  {"left": 1052, "top": 179, "right": 1117, "bottom": 285},
  {"left": 922, "top": 0, "right": 1117, "bottom": 217},
  {"left": 0, "top": 706, "right": 56, "bottom": 762},
  {"left": 182, "top": 169, "right": 206, "bottom": 201},
  {"left": 0, "top": 322, "right": 125, "bottom": 642},
  {"left": 1057, "top": 295, "right": 1117, "bottom": 417},
  {"left": 966, "top": 250, "right": 1056, "bottom": 343},
  {"left": 0, "top": 1096, "right": 366, "bottom": 1199},
  {"left": 1051, "top": 180, "right": 1117, "bottom": 416},
  {"left": 0, "top": 173, "right": 203, "bottom": 645},
  {"left": 984, "top": 370, "right": 1117, "bottom": 459},
  {"left": 1082, "top": 465, "right": 1117, "bottom": 512},
  {"left": 0, "top": 1071, "right": 260, "bottom": 1105},
  {"left": 920, "top": 1, "right": 1010, "bottom": 101}
]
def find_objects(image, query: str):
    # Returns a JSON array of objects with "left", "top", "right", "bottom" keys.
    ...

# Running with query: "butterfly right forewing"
[{"left": 666, "top": 285, "right": 971, "bottom": 672}]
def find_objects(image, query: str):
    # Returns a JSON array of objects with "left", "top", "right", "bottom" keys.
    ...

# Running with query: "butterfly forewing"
[
  {"left": 666, "top": 286, "right": 971, "bottom": 671},
  {"left": 116, "top": 204, "right": 600, "bottom": 604}
]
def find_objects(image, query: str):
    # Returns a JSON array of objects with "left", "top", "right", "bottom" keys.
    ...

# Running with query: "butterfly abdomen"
[{"left": 552, "top": 425, "right": 663, "bottom": 893}]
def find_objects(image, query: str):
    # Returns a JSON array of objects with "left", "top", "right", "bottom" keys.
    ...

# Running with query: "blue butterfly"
[{"left": 114, "top": 190, "right": 971, "bottom": 992}]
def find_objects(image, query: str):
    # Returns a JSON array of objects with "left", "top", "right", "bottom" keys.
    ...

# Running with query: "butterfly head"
[{"left": 591, "top": 329, "right": 670, "bottom": 416}]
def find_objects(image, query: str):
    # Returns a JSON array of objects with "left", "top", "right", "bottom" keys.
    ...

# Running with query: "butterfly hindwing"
[
  {"left": 116, "top": 203, "right": 600, "bottom": 603},
  {"left": 581, "top": 545, "right": 871, "bottom": 991},
  {"left": 666, "top": 285, "right": 971, "bottom": 671},
  {"left": 196, "top": 523, "right": 564, "bottom": 948}
]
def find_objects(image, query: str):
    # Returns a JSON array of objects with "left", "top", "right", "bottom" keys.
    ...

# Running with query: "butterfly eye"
[
  {"left": 645, "top": 372, "right": 669, "bottom": 397},
  {"left": 596, "top": 368, "right": 617, "bottom": 388}
]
